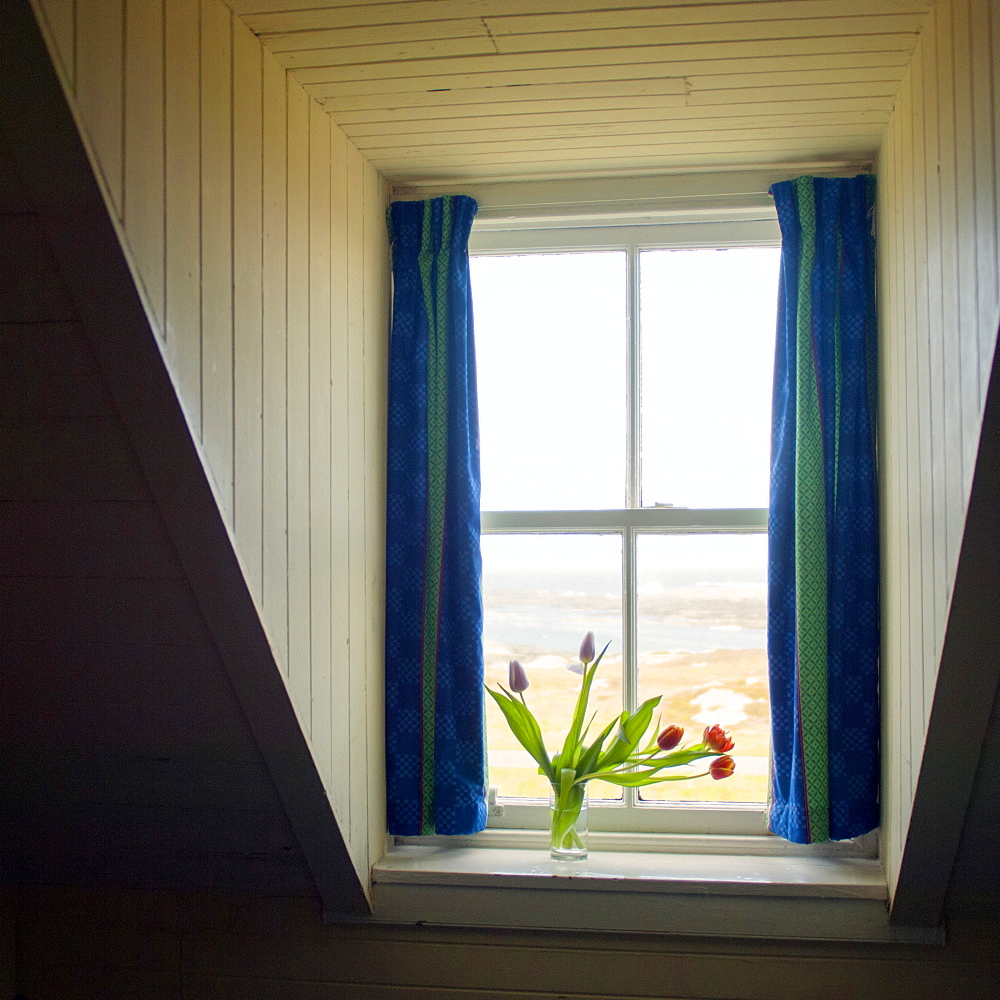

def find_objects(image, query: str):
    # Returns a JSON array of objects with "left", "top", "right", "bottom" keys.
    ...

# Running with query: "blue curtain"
[
  {"left": 768, "top": 175, "right": 880, "bottom": 844},
  {"left": 384, "top": 196, "right": 487, "bottom": 836}
]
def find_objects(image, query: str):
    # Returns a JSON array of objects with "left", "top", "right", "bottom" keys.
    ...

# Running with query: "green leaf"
[
  {"left": 486, "top": 686, "right": 555, "bottom": 781},
  {"left": 596, "top": 696, "right": 661, "bottom": 772},
  {"left": 585, "top": 770, "right": 709, "bottom": 787},
  {"left": 574, "top": 715, "right": 622, "bottom": 780},
  {"left": 559, "top": 640, "right": 612, "bottom": 769}
]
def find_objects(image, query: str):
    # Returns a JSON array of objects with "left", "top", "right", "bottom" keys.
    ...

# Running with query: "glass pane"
[
  {"left": 482, "top": 533, "right": 623, "bottom": 801},
  {"left": 639, "top": 247, "right": 779, "bottom": 508},
  {"left": 635, "top": 533, "right": 769, "bottom": 803},
  {"left": 472, "top": 252, "right": 626, "bottom": 510}
]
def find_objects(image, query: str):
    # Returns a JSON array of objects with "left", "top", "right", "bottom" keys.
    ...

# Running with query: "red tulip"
[
  {"left": 702, "top": 724, "right": 735, "bottom": 753},
  {"left": 508, "top": 659, "right": 529, "bottom": 693},
  {"left": 710, "top": 755, "right": 735, "bottom": 780},
  {"left": 656, "top": 725, "right": 684, "bottom": 751}
]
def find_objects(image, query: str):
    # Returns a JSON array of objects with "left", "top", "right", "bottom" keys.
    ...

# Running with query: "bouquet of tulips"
[{"left": 487, "top": 631, "right": 735, "bottom": 857}]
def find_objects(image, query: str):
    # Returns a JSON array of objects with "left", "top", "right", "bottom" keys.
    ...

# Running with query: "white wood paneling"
[
  {"left": 346, "top": 137, "right": 369, "bottom": 872},
  {"left": 233, "top": 17, "right": 265, "bottom": 600},
  {"left": 285, "top": 76, "right": 312, "bottom": 732},
  {"left": 878, "top": 0, "right": 1000, "bottom": 906},
  {"left": 164, "top": 0, "right": 203, "bottom": 434},
  {"left": 34, "top": 0, "right": 74, "bottom": 91},
  {"left": 228, "top": 0, "right": 930, "bottom": 182},
  {"left": 41, "top": 0, "right": 391, "bottom": 894},
  {"left": 329, "top": 122, "right": 351, "bottom": 829},
  {"left": 200, "top": 0, "right": 235, "bottom": 521},
  {"left": 309, "top": 99, "right": 333, "bottom": 787},
  {"left": 261, "top": 46, "right": 289, "bottom": 674},
  {"left": 75, "top": 0, "right": 123, "bottom": 213},
  {"left": 124, "top": 0, "right": 165, "bottom": 334},
  {"left": 364, "top": 160, "right": 390, "bottom": 871}
]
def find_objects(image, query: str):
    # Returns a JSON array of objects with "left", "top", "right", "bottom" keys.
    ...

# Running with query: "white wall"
[
  {"left": 877, "top": 0, "right": 1000, "bottom": 900},
  {"left": 32, "top": 0, "right": 391, "bottom": 889}
]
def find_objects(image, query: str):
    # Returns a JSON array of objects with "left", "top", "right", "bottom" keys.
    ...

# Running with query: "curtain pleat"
[
  {"left": 384, "top": 196, "right": 487, "bottom": 836},
  {"left": 768, "top": 175, "right": 880, "bottom": 844}
]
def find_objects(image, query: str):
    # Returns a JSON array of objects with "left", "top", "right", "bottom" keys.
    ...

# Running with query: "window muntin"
[{"left": 473, "top": 234, "right": 779, "bottom": 835}]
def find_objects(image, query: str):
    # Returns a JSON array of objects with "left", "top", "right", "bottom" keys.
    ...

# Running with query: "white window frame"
[
  {"left": 471, "top": 218, "right": 779, "bottom": 839},
  {"left": 384, "top": 185, "right": 888, "bottom": 932}
]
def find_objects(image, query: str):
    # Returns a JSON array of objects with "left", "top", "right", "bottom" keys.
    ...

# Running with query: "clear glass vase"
[{"left": 549, "top": 782, "right": 589, "bottom": 861}]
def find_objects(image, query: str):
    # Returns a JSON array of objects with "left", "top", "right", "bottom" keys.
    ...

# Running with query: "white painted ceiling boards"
[{"left": 227, "top": 0, "right": 931, "bottom": 185}]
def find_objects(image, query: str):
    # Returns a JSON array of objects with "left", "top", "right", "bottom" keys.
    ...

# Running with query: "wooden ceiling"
[{"left": 228, "top": 0, "right": 931, "bottom": 185}]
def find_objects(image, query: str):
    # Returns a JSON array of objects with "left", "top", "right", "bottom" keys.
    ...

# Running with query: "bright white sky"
[{"left": 471, "top": 246, "right": 781, "bottom": 513}]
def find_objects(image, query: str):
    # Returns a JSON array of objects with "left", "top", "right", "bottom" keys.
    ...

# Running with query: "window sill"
[{"left": 370, "top": 842, "right": 942, "bottom": 945}]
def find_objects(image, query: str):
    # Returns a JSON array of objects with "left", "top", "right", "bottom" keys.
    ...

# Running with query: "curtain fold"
[
  {"left": 385, "top": 196, "right": 487, "bottom": 836},
  {"left": 768, "top": 175, "right": 880, "bottom": 844}
]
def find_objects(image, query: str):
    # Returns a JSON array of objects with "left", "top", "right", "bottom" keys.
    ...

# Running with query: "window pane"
[
  {"left": 472, "top": 252, "right": 626, "bottom": 510},
  {"left": 635, "top": 533, "right": 769, "bottom": 803},
  {"left": 639, "top": 247, "right": 779, "bottom": 508},
  {"left": 482, "top": 533, "right": 623, "bottom": 800}
]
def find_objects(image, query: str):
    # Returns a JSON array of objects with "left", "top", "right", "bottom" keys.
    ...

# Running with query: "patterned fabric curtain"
[
  {"left": 767, "top": 175, "right": 880, "bottom": 844},
  {"left": 384, "top": 196, "right": 487, "bottom": 836}
]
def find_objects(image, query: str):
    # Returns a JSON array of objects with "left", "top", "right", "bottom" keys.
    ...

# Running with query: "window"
[{"left": 471, "top": 224, "right": 781, "bottom": 836}]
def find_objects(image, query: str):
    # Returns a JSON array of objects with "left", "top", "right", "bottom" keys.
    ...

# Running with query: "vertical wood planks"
[
  {"left": 309, "top": 101, "right": 333, "bottom": 786},
  {"left": 950, "top": 0, "right": 980, "bottom": 479},
  {"left": 164, "top": 0, "right": 202, "bottom": 435},
  {"left": 200, "top": 0, "right": 234, "bottom": 519},
  {"left": 345, "top": 139, "right": 368, "bottom": 864},
  {"left": 933, "top": 0, "right": 965, "bottom": 581},
  {"left": 48, "top": 0, "right": 392, "bottom": 887},
  {"left": 364, "top": 161, "right": 390, "bottom": 867},
  {"left": 285, "top": 78, "right": 312, "bottom": 730},
  {"left": 75, "top": 0, "right": 123, "bottom": 216},
  {"left": 328, "top": 122, "right": 351, "bottom": 831},
  {"left": 878, "top": 9, "right": 905, "bottom": 897},
  {"left": 36, "top": 0, "right": 75, "bottom": 93},
  {"left": 907, "top": 43, "right": 935, "bottom": 750},
  {"left": 970, "top": 0, "right": 999, "bottom": 401},
  {"left": 920, "top": 5, "right": 947, "bottom": 705},
  {"left": 262, "top": 48, "right": 289, "bottom": 675},
  {"left": 124, "top": 0, "right": 165, "bottom": 335},
  {"left": 878, "top": 0, "right": 1000, "bottom": 902},
  {"left": 233, "top": 17, "right": 264, "bottom": 601}
]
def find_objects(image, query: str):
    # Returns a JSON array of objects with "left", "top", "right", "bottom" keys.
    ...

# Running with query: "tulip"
[
  {"left": 508, "top": 659, "right": 529, "bottom": 693},
  {"left": 702, "top": 724, "right": 735, "bottom": 753},
  {"left": 579, "top": 631, "right": 596, "bottom": 665},
  {"left": 656, "top": 725, "right": 684, "bottom": 751},
  {"left": 710, "top": 755, "right": 735, "bottom": 780}
]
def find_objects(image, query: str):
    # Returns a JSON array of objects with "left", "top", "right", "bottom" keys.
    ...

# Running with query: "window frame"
[{"left": 471, "top": 220, "right": 780, "bottom": 838}]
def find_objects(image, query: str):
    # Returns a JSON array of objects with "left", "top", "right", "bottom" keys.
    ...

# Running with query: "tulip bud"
[
  {"left": 508, "top": 659, "right": 529, "bottom": 693},
  {"left": 656, "top": 725, "right": 684, "bottom": 752},
  {"left": 702, "top": 724, "right": 735, "bottom": 753},
  {"left": 710, "top": 755, "right": 735, "bottom": 780},
  {"left": 579, "top": 631, "right": 596, "bottom": 665}
]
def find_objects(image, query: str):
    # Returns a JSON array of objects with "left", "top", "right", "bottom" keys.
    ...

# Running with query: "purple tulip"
[
  {"left": 508, "top": 659, "right": 529, "bottom": 693},
  {"left": 579, "top": 631, "right": 596, "bottom": 665}
]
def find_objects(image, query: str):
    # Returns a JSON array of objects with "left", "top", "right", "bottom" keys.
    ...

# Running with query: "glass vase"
[{"left": 549, "top": 782, "right": 589, "bottom": 861}]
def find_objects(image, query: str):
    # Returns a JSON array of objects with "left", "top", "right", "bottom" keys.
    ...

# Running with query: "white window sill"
[{"left": 370, "top": 841, "right": 942, "bottom": 945}]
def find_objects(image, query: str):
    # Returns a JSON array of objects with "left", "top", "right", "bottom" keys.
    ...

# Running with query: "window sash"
[{"left": 475, "top": 224, "right": 777, "bottom": 838}]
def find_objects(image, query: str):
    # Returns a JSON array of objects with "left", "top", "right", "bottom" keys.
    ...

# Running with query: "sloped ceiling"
[{"left": 228, "top": 0, "right": 931, "bottom": 183}]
